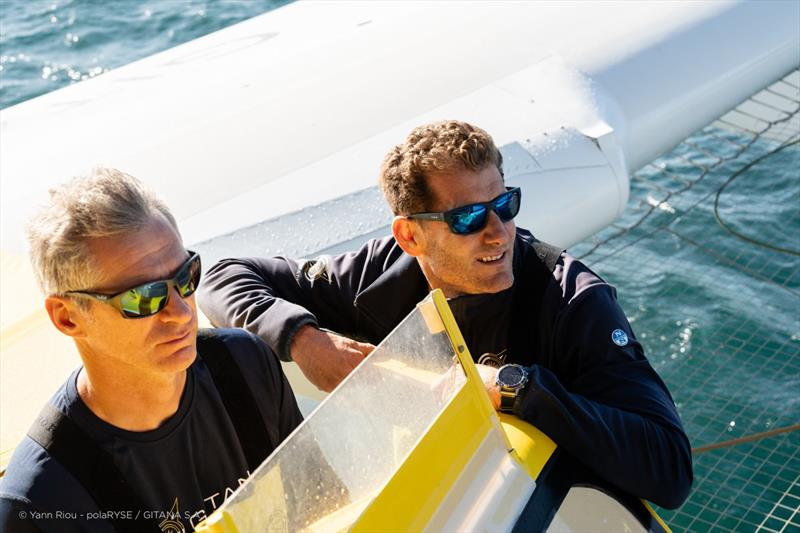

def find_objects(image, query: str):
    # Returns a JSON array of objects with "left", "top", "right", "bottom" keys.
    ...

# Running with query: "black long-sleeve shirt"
[{"left": 198, "top": 228, "right": 693, "bottom": 509}]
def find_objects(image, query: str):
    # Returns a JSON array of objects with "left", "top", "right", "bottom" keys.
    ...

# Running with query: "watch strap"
[{"left": 499, "top": 389, "right": 518, "bottom": 413}]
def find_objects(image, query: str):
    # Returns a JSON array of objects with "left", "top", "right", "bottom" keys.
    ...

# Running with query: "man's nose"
[
  {"left": 160, "top": 286, "right": 195, "bottom": 324},
  {"left": 482, "top": 210, "right": 512, "bottom": 244}
]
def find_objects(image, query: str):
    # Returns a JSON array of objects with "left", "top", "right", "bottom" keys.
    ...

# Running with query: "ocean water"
[
  {"left": 1, "top": 2, "right": 798, "bottom": 532},
  {"left": 0, "top": 0, "right": 288, "bottom": 109}
]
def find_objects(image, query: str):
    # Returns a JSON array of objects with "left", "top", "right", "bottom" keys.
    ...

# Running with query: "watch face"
[{"left": 498, "top": 365, "right": 526, "bottom": 388}]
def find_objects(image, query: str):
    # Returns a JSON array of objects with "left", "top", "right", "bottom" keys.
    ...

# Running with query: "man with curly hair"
[{"left": 199, "top": 120, "right": 693, "bottom": 509}]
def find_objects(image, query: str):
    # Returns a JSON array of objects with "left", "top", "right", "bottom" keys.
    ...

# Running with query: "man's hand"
[
  {"left": 475, "top": 364, "right": 501, "bottom": 411},
  {"left": 290, "top": 325, "right": 375, "bottom": 392},
  {"left": 430, "top": 363, "right": 501, "bottom": 410}
]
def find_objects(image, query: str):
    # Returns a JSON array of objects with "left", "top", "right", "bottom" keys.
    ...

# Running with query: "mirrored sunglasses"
[
  {"left": 66, "top": 251, "right": 201, "bottom": 319},
  {"left": 407, "top": 187, "right": 521, "bottom": 235}
]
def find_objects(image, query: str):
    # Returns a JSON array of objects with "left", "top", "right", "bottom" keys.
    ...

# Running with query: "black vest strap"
[
  {"left": 531, "top": 240, "right": 563, "bottom": 272},
  {"left": 198, "top": 329, "right": 273, "bottom": 471},
  {"left": 27, "top": 403, "right": 150, "bottom": 533},
  {"left": 507, "top": 239, "right": 564, "bottom": 365},
  {"left": 25, "top": 329, "right": 272, "bottom": 532}
]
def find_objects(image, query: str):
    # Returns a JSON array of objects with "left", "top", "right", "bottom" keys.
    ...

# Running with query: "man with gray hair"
[{"left": 0, "top": 168, "right": 303, "bottom": 532}]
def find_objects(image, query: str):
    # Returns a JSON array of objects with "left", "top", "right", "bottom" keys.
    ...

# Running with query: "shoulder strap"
[
  {"left": 27, "top": 404, "right": 152, "bottom": 533},
  {"left": 531, "top": 239, "right": 563, "bottom": 272},
  {"left": 507, "top": 239, "right": 564, "bottom": 365},
  {"left": 198, "top": 329, "right": 273, "bottom": 471},
  {"left": 25, "top": 333, "right": 271, "bottom": 532}
]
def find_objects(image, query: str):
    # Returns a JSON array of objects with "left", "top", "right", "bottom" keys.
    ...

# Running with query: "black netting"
[{"left": 572, "top": 70, "right": 800, "bottom": 532}]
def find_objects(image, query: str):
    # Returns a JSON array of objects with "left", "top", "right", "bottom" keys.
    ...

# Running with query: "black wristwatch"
[{"left": 496, "top": 364, "right": 529, "bottom": 413}]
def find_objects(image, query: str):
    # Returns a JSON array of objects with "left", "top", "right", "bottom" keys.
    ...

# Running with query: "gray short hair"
[{"left": 27, "top": 167, "right": 180, "bottom": 296}]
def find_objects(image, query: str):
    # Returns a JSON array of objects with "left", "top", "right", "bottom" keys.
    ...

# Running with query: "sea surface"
[
  {"left": 1, "top": 2, "right": 798, "bottom": 532},
  {"left": 0, "top": 0, "right": 288, "bottom": 109}
]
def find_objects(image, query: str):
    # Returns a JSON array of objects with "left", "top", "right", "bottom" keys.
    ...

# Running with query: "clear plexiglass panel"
[{"left": 217, "top": 295, "right": 464, "bottom": 532}]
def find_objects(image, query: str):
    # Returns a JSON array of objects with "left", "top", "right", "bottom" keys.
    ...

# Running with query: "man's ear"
[
  {"left": 45, "top": 296, "right": 88, "bottom": 338},
  {"left": 392, "top": 216, "right": 424, "bottom": 257}
]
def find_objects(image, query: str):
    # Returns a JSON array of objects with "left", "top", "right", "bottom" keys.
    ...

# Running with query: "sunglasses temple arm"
[{"left": 409, "top": 213, "right": 446, "bottom": 222}]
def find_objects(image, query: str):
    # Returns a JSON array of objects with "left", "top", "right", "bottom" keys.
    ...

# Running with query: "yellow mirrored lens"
[{"left": 120, "top": 288, "right": 168, "bottom": 317}]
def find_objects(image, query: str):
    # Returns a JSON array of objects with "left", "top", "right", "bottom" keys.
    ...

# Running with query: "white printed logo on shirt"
[{"left": 478, "top": 349, "right": 507, "bottom": 368}]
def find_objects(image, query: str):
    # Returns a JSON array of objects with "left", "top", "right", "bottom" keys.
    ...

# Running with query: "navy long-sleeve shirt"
[{"left": 198, "top": 228, "right": 693, "bottom": 509}]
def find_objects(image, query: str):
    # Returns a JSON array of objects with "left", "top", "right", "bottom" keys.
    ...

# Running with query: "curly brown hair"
[{"left": 379, "top": 120, "right": 503, "bottom": 215}]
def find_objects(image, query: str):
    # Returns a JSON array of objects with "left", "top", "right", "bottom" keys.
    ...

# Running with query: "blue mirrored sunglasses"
[{"left": 407, "top": 187, "right": 521, "bottom": 235}]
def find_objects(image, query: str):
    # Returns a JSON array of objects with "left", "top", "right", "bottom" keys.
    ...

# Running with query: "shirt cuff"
[
  {"left": 281, "top": 317, "right": 319, "bottom": 362},
  {"left": 512, "top": 368, "right": 535, "bottom": 417}
]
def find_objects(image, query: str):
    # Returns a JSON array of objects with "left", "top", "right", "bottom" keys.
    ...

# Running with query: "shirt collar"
[
  {"left": 353, "top": 234, "right": 529, "bottom": 333},
  {"left": 353, "top": 250, "right": 430, "bottom": 334}
]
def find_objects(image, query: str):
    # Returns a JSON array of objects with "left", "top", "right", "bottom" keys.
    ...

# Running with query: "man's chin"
[
  {"left": 474, "top": 255, "right": 514, "bottom": 293},
  {"left": 488, "top": 268, "right": 514, "bottom": 291},
  {"left": 470, "top": 272, "right": 514, "bottom": 295},
  {"left": 489, "top": 277, "right": 514, "bottom": 294},
  {"left": 158, "top": 341, "right": 197, "bottom": 372}
]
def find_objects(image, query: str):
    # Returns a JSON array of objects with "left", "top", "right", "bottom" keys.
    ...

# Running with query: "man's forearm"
[
  {"left": 199, "top": 257, "right": 318, "bottom": 361},
  {"left": 515, "top": 364, "right": 693, "bottom": 509}
]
